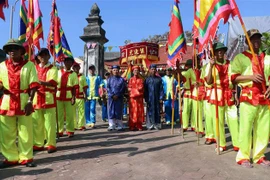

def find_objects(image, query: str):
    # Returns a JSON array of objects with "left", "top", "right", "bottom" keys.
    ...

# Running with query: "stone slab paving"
[{"left": 0, "top": 120, "right": 269, "bottom": 180}]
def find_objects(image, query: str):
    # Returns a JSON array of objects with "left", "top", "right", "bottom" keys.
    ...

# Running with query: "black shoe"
[
  {"left": 117, "top": 128, "right": 125, "bottom": 132},
  {"left": 0, "top": 162, "right": 17, "bottom": 169},
  {"left": 25, "top": 162, "right": 37, "bottom": 167}
]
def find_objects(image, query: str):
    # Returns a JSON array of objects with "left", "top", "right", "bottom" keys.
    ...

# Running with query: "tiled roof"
[{"left": 104, "top": 52, "right": 120, "bottom": 60}]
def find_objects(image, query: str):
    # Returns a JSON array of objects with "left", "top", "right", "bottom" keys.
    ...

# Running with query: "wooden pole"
[
  {"left": 193, "top": 39, "right": 200, "bottom": 146},
  {"left": 177, "top": 70, "right": 184, "bottom": 139},
  {"left": 210, "top": 47, "right": 220, "bottom": 155},
  {"left": 194, "top": 52, "right": 200, "bottom": 146},
  {"left": 171, "top": 74, "right": 175, "bottom": 135},
  {"left": 53, "top": 55, "right": 60, "bottom": 139}
]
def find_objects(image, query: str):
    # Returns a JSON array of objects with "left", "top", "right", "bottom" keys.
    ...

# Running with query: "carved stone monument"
[{"left": 80, "top": 3, "right": 108, "bottom": 77}]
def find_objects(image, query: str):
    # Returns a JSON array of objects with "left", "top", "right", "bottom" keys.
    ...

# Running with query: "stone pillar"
[{"left": 80, "top": 3, "right": 108, "bottom": 77}]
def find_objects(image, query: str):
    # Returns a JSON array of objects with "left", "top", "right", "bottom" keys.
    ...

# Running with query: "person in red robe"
[{"left": 128, "top": 66, "right": 145, "bottom": 131}]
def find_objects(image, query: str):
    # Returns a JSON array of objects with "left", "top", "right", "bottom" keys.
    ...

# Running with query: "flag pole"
[
  {"left": 210, "top": 44, "right": 220, "bottom": 155},
  {"left": 171, "top": 74, "right": 175, "bottom": 135},
  {"left": 176, "top": 59, "right": 184, "bottom": 139},
  {"left": 9, "top": 0, "right": 19, "bottom": 39},
  {"left": 193, "top": 39, "right": 200, "bottom": 146}
]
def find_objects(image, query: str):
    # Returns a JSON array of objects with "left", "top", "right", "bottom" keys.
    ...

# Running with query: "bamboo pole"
[
  {"left": 52, "top": 54, "right": 60, "bottom": 139},
  {"left": 210, "top": 47, "right": 220, "bottom": 155},
  {"left": 171, "top": 74, "right": 175, "bottom": 135},
  {"left": 194, "top": 52, "right": 200, "bottom": 146},
  {"left": 177, "top": 70, "right": 184, "bottom": 139}
]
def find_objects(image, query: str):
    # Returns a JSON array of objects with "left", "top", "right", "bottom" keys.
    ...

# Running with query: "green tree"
[{"left": 261, "top": 32, "right": 270, "bottom": 54}]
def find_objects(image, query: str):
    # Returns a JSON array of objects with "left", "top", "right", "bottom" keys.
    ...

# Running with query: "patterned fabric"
[
  {"left": 181, "top": 68, "right": 196, "bottom": 98},
  {"left": 128, "top": 76, "right": 145, "bottom": 129},
  {"left": 34, "top": 64, "right": 58, "bottom": 109},
  {"left": 76, "top": 74, "right": 88, "bottom": 99},
  {"left": 205, "top": 60, "right": 234, "bottom": 106},
  {"left": 0, "top": 59, "right": 39, "bottom": 116},
  {"left": 200, "top": 64, "right": 212, "bottom": 101},
  {"left": 191, "top": 69, "right": 205, "bottom": 101},
  {"left": 231, "top": 50, "right": 269, "bottom": 105},
  {"left": 167, "top": 0, "right": 187, "bottom": 64},
  {"left": 56, "top": 69, "right": 78, "bottom": 101}
]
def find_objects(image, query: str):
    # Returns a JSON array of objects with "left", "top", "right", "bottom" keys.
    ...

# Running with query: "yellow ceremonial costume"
[
  {"left": 232, "top": 50, "right": 270, "bottom": 164},
  {"left": 0, "top": 59, "right": 39, "bottom": 164},
  {"left": 32, "top": 64, "right": 58, "bottom": 151},
  {"left": 206, "top": 60, "right": 239, "bottom": 151},
  {"left": 74, "top": 74, "right": 88, "bottom": 130},
  {"left": 56, "top": 69, "right": 79, "bottom": 136},
  {"left": 201, "top": 64, "right": 214, "bottom": 142},
  {"left": 191, "top": 69, "right": 205, "bottom": 135},
  {"left": 181, "top": 68, "right": 196, "bottom": 130}
]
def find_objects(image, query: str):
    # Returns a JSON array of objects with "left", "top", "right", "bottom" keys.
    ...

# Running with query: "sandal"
[
  {"left": 240, "top": 160, "right": 253, "bottom": 168},
  {"left": 257, "top": 158, "right": 270, "bottom": 167},
  {"left": 204, "top": 139, "right": 213, "bottom": 145}
]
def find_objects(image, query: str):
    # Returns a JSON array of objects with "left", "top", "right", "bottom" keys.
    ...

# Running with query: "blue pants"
[
  {"left": 85, "top": 100, "right": 96, "bottom": 125},
  {"left": 123, "top": 103, "right": 127, "bottom": 115},
  {"left": 102, "top": 102, "right": 108, "bottom": 120},
  {"left": 164, "top": 97, "right": 179, "bottom": 123}
]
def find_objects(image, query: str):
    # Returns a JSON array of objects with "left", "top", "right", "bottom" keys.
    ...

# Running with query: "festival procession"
[{"left": 0, "top": 0, "right": 269, "bottom": 177}]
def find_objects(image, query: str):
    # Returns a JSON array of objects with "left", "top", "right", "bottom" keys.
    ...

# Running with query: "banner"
[{"left": 120, "top": 42, "right": 159, "bottom": 65}]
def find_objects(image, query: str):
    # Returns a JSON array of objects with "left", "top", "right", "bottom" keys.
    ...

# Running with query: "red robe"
[{"left": 128, "top": 75, "right": 144, "bottom": 130}]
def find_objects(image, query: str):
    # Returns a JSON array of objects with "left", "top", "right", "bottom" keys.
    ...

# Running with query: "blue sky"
[{"left": 0, "top": 0, "right": 269, "bottom": 58}]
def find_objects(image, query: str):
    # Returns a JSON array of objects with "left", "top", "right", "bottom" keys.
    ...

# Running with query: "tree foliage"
[{"left": 262, "top": 32, "right": 270, "bottom": 54}]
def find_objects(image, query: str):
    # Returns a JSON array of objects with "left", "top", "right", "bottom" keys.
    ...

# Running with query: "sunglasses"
[{"left": 9, "top": 46, "right": 20, "bottom": 51}]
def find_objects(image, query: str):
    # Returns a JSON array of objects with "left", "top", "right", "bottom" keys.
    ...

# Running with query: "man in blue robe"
[
  {"left": 107, "top": 65, "right": 126, "bottom": 131},
  {"left": 144, "top": 64, "right": 164, "bottom": 130}
]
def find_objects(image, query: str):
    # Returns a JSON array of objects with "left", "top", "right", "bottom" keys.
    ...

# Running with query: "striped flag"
[
  {"left": 48, "top": 0, "right": 73, "bottom": 62},
  {"left": 18, "top": 0, "right": 30, "bottom": 59},
  {"left": 121, "top": 65, "right": 132, "bottom": 80},
  {"left": 26, "top": 0, "right": 43, "bottom": 51},
  {"left": 197, "top": 0, "right": 238, "bottom": 52},
  {"left": 192, "top": 0, "right": 199, "bottom": 38},
  {"left": 0, "top": 0, "right": 8, "bottom": 21},
  {"left": 167, "top": 0, "right": 187, "bottom": 65}
]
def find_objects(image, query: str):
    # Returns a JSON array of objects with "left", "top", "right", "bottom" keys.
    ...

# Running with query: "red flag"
[
  {"left": 26, "top": 0, "right": 43, "bottom": 51},
  {"left": 0, "top": 0, "right": 8, "bottom": 21},
  {"left": 167, "top": 0, "right": 187, "bottom": 65}
]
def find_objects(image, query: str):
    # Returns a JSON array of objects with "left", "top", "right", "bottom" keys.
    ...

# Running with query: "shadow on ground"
[{"left": 0, "top": 167, "right": 53, "bottom": 179}]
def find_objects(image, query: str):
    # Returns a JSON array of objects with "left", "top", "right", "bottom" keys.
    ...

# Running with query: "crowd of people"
[{"left": 0, "top": 28, "right": 269, "bottom": 169}]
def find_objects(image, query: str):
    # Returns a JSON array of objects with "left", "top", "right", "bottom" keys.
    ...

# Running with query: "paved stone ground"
[{"left": 0, "top": 110, "right": 269, "bottom": 180}]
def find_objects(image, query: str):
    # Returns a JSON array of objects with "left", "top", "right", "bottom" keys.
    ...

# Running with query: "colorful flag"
[
  {"left": 26, "top": 0, "right": 43, "bottom": 51},
  {"left": 197, "top": 0, "right": 238, "bottom": 52},
  {"left": 121, "top": 65, "right": 132, "bottom": 80},
  {"left": 19, "top": 0, "right": 27, "bottom": 42},
  {"left": 47, "top": 0, "right": 73, "bottom": 62},
  {"left": 18, "top": 0, "right": 30, "bottom": 59},
  {"left": 192, "top": 0, "right": 199, "bottom": 38},
  {"left": 0, "top": 0, "right": 8, "bottom": 21},
  {"left": 167, "top": 0, "right": 187, "bottom": 65},
  {"left": 33, "top": 0, "right": 43, "bottom": 50}
]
